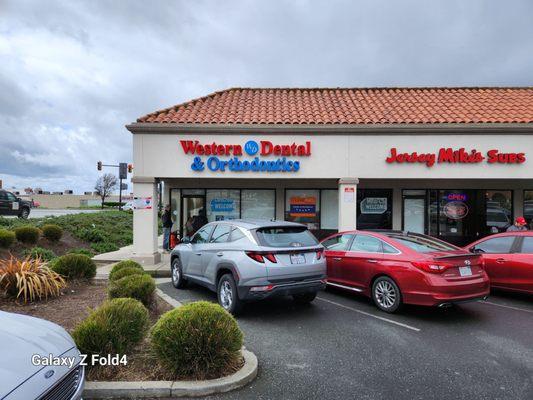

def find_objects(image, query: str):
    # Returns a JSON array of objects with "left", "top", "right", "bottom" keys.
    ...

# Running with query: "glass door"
[
  {"left": 403, "top": 193, "right": 426, "bottom": 234},
  {"left": 181, "top": 195, "right": 206, "bottom": 238}
]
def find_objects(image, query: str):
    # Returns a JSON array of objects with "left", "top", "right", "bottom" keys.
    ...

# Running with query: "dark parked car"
[
  {"left": 322, "top": 230, "right": 489, "bottom": 313},
  {"left": 0, "top": 189, "right": 32, "bottom": 218},
  {"left": 465, "top": 231, "right": 533, "bottom": 295}
]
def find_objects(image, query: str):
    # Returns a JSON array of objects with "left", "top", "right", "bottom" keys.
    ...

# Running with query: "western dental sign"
[
  {"left": 180, "top": 140, "right": 311, "bottom": 173},
  {"left": 386, "top": 148, "right": 526, "bottom": 167}
]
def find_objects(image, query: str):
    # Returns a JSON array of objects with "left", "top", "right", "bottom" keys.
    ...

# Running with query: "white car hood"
[{"left": 0, "top": 311, "right": 75, "bottom": 399}]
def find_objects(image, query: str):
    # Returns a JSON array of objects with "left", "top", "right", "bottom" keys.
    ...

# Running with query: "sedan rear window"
[
  {"left": 256, "top": 227, "right": 318, "bottom": 248},
  {"left": 388, "top": 234, "right": 458, "bottom": 253}
]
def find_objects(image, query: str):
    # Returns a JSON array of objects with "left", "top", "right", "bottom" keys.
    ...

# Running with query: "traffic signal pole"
[{"left": 97, "top": 161, "right": 131, "bottom": 211}]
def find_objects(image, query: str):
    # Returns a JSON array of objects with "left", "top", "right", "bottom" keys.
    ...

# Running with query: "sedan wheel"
[{"left": 372, "top": 277, "right": 402, "bottom": 313}]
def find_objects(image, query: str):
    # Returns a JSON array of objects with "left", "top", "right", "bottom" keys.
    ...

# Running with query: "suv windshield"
[
  {"left": 256, "top": 227, "right": 318, "bottom": 248},
  {"left": 387, "top": 234, "right": 459, "bottom": 253}
]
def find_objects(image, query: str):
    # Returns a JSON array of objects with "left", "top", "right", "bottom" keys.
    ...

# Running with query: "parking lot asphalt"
[{"left": 158, "top": 281, "right": 533, "bottom": 400}]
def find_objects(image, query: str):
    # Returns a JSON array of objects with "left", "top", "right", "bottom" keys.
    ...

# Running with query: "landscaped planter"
[{"left": 83, "top": 349, "right": 258, "bottom": 399}]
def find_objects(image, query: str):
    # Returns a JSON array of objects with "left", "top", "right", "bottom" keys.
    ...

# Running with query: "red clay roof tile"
[{"left": 137, "top": 87, "right": 533, "bottom": 125}]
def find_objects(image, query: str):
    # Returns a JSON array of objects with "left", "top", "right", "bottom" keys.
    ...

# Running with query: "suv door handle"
[
  {"left": 216, "top": 252, "right": 223, "bottom": 257},
  {"left": 195, "top": 252, "right": 202, "bottom": 256},
  {"left": 367, "top": 259, "right": 378, "bottom": 263},
  {"left": 496, "top": 258, "right": 506, "bottom": 264},
  {"left": 333, "top": 257, "right": 342, "bottom": 261}
]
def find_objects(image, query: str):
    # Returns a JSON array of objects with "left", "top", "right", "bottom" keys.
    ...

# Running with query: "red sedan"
[
  {"left": 465, "top": 231, "right": 533, "bottom": 295},
  {"left": 321, "top": 230, "right": 490, "bottom": 313}
]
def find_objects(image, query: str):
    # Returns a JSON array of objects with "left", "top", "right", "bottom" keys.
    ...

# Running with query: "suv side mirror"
[{"left": 181, "top": 237, "right": 191, "bottom": 244}]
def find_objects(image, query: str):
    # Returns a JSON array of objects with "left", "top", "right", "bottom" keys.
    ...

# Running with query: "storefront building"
[{"left": 127, "top": 87, "right": 533, "bottom": 264}]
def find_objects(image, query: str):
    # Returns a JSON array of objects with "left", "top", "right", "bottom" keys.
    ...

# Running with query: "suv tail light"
[
  {"left": 412, "top": 261, "right": 448, "bottom": 273},
  {"left": 245, "top": 251, "right": 278, "bottom": 263}
]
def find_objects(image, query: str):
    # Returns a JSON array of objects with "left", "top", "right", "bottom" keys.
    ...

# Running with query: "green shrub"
[
  {"left": 41, "top": 224, "right": 63, "bottom": 242},
  {"left": 52, "top": 254, "right": 96, "bottom": 280},
  {"left": 150, "top": 301, "right": 243, "bottom": 379},
  {"left": 108, "top": 274, "right": 155, "bottom": 306},
  {"left": 22, "top": 247, "right": 56, "bottom": 262},
  {"left": 109, "top": 267, "right": 144, "bottom": 282},
  {"left": 78, "top": 228, "right": 107, "bottom": 243},
  {"left": 72, "top": 298, "right": 149, "bottom": 356},
  {"left": 109, "top": 260, "right": 143, "bottom": 281},
  {"left": 14, "top": 226, "right": 40, "bottom": 244},
  {"left": 91, "top": 242, "right": 119, "bottom": 254},
  {"left": 0, "top": 229, "right": 16, "bottom": 248},
  {"left": 68, "top": 248, "right": 94, "bottom": 257}
]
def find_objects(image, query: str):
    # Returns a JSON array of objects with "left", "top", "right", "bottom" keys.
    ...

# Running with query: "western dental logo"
[{"left": 180, "top": 140, "right": 311, "bottom": 173}]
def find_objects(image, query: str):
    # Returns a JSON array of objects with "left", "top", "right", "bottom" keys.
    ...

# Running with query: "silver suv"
[{"left": 170, "top": 220, "right": 327, "bottom": 314}]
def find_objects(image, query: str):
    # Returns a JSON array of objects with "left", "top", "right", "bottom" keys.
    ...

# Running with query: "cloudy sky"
[{"left": 1, "top": 0, "right": 532, "bottom": 193}]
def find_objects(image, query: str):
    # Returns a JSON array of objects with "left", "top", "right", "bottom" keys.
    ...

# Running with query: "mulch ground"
[{"left": 0, "top": 231, "right": 91, "bottom": 261}]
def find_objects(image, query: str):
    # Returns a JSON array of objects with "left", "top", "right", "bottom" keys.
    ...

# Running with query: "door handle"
[
  {"left": 195, "top": 252, "right": 202, "bottom": 256},
  {"left": 496, "top": 258, "right": 506, "bottom": 264},
  {"left": 333, "top": 257, "right": 342, "bottom": 261},
  {"left": 367, "top": 259, "right": 378, "bottom": 263},
  {"left": 216, "top": 252, "right": 223, "bottom": 257}
]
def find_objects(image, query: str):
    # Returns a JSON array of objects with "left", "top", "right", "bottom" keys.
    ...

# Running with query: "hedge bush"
[
  {"left": 0, "top": 229, "right": 16, "bottom": 248},
  {"left": 22, "top": 246, "right": 56, "bottom": 262},
  {"left": 150, "top": 301, "right": 243, "bottom": 379},
  {"left": 109, "top": 267, "right": 144, "bottom": 282},
  {"left": 72, "top": 298, "right": 149, "bottom": 356},
  {"left": 109, "top": 260, "right": 143, "bottom": 281},
  {"left": 14, "top": 226, "right": 40, "bottom": 244},
  {"left": 52, "top": 254, "right": 96, "bottom": 280},
  {"left": 108, "top": 274, "right": 155, "bottom": 306},
  {"left": 91, "top": 242, "right": 119, "bottom": 254},
  {"left": 68, "top": 248, "right": 94, "bottom": 257},
  {"left": 41, "top": 224, "right": 63, "bottom": 242}
]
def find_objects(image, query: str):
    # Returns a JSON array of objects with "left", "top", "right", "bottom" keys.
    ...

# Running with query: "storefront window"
[
  {"left": 357, "top": 189, "right": 392, "bottom": 230},
  {"left": 485, "top": 190, "right": 512, "bottom": 233},
  {"left": 206, "top": 190, "right": 240, "bottom": 222},
  {"left": 241, "top": 190, "right": 275, "bottom": 220},
  {"left": 285, "top": 189, "right": 320, "bottom": 230},
  {"left": 524, "top": 191, "right": 533, "bottom": 226},
  {"left": 321, "top": 190, "right": 338, "bottom": 229}
]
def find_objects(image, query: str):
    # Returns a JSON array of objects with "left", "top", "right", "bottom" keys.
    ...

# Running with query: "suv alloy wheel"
[
  {"left": 18, "top": 207, "right": 29, "bottom": 219},
  {"left": 171, "top": 258, "right": 187, "bottom": 289},
  {"left": 217, "top": 274, "right": 242, "bottom": 315},
  {"left": 372, "top": 276, "right": 402, "bottom": 313}
]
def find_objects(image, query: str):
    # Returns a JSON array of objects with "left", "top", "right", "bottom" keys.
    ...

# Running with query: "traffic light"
[
  {"left": 119, "top": 163, "right": 128, "bottom": 179},
  {"left": 97, "top": 161, "right": 102, "bottom": 171},
  {"left": 127, "top": 164, "right": 133, "bottom": 173}
]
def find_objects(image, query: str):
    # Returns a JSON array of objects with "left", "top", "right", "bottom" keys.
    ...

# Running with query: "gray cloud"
[{"left": 1, "top": 0, "right": 532, "bottom": 192}]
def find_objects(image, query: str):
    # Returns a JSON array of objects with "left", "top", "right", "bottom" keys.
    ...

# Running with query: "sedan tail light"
[
  {"left": 245, "top": 251, "right": 278, "bottom": 263},
  {"left": 412, "top": 261, "right": 448, "bottom": 273}
]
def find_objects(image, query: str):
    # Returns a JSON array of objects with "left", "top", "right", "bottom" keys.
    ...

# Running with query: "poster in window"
[
  {"left": 443, "top": 201, "right": 469, "bottom": 220},
  {"left": 289, "top": 196, "right": 317, "bottom": 218},
  {"left": 360, "top": 198, "right": 387, "bottom": 214},
  {"left": 133, "top": 197, "right": 153, "bottom": 210}
]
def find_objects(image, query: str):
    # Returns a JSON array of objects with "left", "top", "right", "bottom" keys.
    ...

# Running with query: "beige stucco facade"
[{"left": 127, "top": 124, "right": 533, "bottom": 264}]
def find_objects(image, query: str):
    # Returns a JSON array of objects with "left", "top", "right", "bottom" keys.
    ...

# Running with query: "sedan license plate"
[
  {"left": 290, "top": 253, "right": 306, "bottom": 264},
  {"left": 459, "top": 266, "right": 472, "bottom": 277}
]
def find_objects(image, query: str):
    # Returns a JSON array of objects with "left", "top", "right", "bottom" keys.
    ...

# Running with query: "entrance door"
[
  {"left": 403, "top": 192, "right": 426, "bottom": 234},
  {"left": 181, "top": 195, "right": 206, "bottom": 238}
]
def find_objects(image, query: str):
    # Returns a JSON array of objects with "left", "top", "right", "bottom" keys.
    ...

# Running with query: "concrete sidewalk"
[{"left": 94, "top": 235, "right": 171, "bottom": 279}]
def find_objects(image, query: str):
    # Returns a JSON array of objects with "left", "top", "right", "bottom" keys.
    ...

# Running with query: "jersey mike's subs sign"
[
  {"left": 180, "top": 139, "right": 311, "bottom": 173},
  {"left": 386, "top": 147, "right": 526, "bottom": 168}
]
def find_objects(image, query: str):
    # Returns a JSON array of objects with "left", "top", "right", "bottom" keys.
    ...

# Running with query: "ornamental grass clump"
[
  {"left": 14, "top": 226, "right": 40, "bottom": 244},
  {"left": 108, "top": 274, "right": 155, "bottom": 306},
  {"left": 0, "top": 256, "right": 66, "bottom": 303},
  {"left": 150, "top": 301, "right": 244, "bottom": 379},
  {"left": 72, "top": 298, "right": 149, "bottom": 357},
  {"left": 52, "top": 254, "right": 96, "bottom": 280}
]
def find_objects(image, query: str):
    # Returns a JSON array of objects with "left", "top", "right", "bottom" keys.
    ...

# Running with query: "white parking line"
[
  {"left": 480, "top": 300, "right": 533, "bottom": 314},
  {"left": 316, "top": 297, "right": 421, "bottom": 332}
]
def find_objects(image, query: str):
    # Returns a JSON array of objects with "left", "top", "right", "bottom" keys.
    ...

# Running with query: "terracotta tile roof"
[{"left": 137, "top": 87, "right": 533, "bottom": 125}]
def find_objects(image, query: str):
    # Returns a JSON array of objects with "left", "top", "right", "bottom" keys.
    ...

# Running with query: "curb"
[
  {"left": 155, "top": 287, "right": 183, "bottom": 308},
  {"left": 83, "top": 349, "right": 258, "bottom": 399}
]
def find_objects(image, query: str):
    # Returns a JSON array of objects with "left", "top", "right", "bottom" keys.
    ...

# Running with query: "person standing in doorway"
[
  {"left": 162, "top": 204, "right": 173, "bottom": 251},
  {"left": 506, "top": 216, "right": 528, "bottom": 232}
]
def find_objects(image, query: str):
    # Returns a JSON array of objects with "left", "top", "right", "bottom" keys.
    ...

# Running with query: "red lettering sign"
[{"left": 386, "top": 148, "right": 526, "bottom": 167}]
